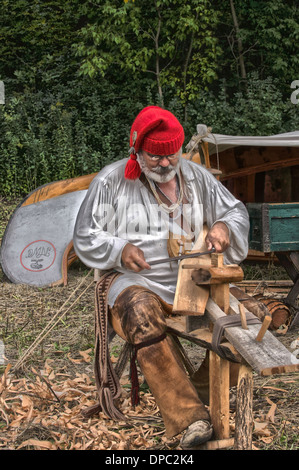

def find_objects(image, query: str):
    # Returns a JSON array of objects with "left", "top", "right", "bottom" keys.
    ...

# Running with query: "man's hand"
[
  {"left": 121, "top": 243, "right": 151, "bottom": 272},
  {"left": 205, "top": 222, "right": 230, "bottom": 253}
]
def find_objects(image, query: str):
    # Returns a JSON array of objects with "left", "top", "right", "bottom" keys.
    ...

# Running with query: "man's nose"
[{"left": 158, "top": 157, "right": 170, "bottom": 167}]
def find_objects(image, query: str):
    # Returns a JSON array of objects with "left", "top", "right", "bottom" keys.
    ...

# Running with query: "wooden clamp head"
[
  {"left": 183, "top": 253, "right": 244, "bottom": 286},
  {"left": 186, "top": 253, "right": 244, "bottom": 314}
]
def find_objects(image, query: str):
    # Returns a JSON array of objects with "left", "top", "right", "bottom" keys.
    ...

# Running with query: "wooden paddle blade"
[{"left": 1, "top": 188, "right": 87, "bottom": 287}]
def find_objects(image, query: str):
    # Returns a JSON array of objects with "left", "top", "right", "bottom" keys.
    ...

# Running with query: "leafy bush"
[
  {"left": 186, "top": 73, "right": 299, "bottom": 136},
  {"left": 0, "top": 77, "right": 156, "bottom": 196},
  {"left": 1, "top": 73, "right": 298, "bottom": 197}
]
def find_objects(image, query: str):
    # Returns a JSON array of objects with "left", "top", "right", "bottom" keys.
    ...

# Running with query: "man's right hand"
[{"left": 121, "top": 243, "right": 151, "bottom": 272}]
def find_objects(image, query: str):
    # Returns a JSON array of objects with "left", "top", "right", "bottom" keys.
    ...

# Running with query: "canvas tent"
[{"left": 198, "top": 128, "right": 299, "bottom": 204}]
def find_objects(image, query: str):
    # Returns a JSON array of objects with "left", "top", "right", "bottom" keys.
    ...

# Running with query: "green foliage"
[
  {"left": 74, "top": 0, "right": 221, "bottom": 105},
  {"left": 211, "top": 0, "right": 299, "bottom": 96},
  {"left": 0, "top": 76, "right": 157, "bottom": 196},
  {"left": 186, "top": 73, "right": 299, "bottom": 136},
  {"left": 0, "top": 0, "right": 298, "bottom": 196},
  {"left": 0, "top": 0, "right": 84, "bottom": 85}
]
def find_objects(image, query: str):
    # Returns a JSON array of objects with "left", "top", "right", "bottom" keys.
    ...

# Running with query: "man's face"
[{"left": 138, "top": 148, "right": 181, "bottom": 183}]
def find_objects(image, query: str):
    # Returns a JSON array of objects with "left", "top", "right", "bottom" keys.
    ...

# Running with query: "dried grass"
[{"left": 0, "top": 199, "right": 298, "bottom": 450}]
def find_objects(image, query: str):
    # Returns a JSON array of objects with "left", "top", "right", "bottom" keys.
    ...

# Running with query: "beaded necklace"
[{"left": 145, "top": 171, "right": 184, "bottom": 214}]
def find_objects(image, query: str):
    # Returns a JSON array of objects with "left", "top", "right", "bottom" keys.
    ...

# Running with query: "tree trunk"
[
  {"left": 154, "top": 4, "right": 164, "bottom": 108},
  {"left": 229, "top": 0, "right": 247, "bottom": 81}
]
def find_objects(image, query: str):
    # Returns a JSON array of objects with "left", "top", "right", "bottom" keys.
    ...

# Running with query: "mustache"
[
  {"left": 151, "top": 164, "right": 176, "bottom": 174},
  {"left": 137, "top": 152, "right": 181, "bottom": 183}
]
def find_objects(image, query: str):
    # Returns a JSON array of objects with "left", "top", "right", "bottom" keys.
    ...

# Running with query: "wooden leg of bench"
[
  {"left": 234, "top": 363, "right": 253, "bottom": 450},
  {"left": 209, "top": 350, "right": 230, "bottom": 439}
]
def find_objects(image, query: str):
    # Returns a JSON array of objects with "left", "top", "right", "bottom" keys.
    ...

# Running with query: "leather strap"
[
  {"left": 82, "top": 271, "right": 125, "bottom": 420},
  {"left": 212, "top": 312, "right": 261, "bottom": 362},
  {"left": 130, "top": 333, "right": 167, "bottom": 406}
]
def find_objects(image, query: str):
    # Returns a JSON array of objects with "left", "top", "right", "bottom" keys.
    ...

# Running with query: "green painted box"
[{"left": 247, "top": 203, "right": 299, "bottom": 253}]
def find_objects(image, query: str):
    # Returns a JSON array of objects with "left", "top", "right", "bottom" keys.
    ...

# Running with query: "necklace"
[{"left": 145, "top": 171, "right": 184, "bottom": 214}]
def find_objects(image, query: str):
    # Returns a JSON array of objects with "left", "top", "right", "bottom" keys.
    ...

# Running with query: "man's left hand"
[{"left": 205, "top": 222, "right": 230, "bottom": 253}]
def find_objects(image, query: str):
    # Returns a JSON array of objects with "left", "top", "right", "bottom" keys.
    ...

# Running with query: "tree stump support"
[
  {"left": 201, "top": 253, "right": 254, "bottom": 449},
  {"left": 234, "top": 363, "right": 253, "bottom": 450}
]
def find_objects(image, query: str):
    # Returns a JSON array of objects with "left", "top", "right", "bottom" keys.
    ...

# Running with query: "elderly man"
[{"left": 73, "top": 106, "right": 249, "bottom": 449}]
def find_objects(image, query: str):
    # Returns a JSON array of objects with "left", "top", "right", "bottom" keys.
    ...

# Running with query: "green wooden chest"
[{"left": 247, "top": 203, "right": 299, "bottom": 252}]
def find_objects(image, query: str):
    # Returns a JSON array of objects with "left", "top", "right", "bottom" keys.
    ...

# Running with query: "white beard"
[{"left": 137, "top": 153, "right": 181, "bottom": 183}]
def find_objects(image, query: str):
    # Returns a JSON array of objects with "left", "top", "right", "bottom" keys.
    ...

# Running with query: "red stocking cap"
[{"left": 125, "top": 106, "right": 185, "bottom": 180}]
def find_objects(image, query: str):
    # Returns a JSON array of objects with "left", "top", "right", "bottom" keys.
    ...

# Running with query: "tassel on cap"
[
  {"left": 125, "top": 130, "right": 141, "bottom": 180},
  {"left": 124, "top": 153, "right": 142, "bottom": 180}
]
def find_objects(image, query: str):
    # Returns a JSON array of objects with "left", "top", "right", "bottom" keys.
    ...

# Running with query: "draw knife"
[{"left": 148, "top": 247, "right": 216, "bottom": 266}]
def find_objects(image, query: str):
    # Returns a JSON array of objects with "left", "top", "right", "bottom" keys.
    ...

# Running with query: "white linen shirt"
[{"left": 73, "top": 158, "right": 249, "bottom": 306}]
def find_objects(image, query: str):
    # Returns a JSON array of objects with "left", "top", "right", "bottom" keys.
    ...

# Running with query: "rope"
[
  {"left": 185, "top": 126, "right": 220, "bottom": 171},
  {"left": 13, "top": 269, "right": 94, "bottom": 371},
  {"left": 185, "top": 128, "right": 211, "bottom": 157}
]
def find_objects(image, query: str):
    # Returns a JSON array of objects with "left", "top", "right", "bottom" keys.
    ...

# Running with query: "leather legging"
[{"left": 108, "top": 285, "right": 211, "bottom": 438}]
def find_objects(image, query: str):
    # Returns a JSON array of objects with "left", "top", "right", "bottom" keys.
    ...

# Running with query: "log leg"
[
  {"left": 209, "top": 254, "right": 231, "bottom": 440},
  {"left": 209, "top": 350, "right": 230, "bottom": 439},
  {"left": 234, "top": 363, "right": 253, "bottom": 450}
]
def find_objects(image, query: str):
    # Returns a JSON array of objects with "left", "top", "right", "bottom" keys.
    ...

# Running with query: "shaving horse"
[{"left": 91, "top": 223, "right": 299, "bottom": 451}]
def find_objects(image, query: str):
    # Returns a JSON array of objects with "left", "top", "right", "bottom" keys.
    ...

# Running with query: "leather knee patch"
[{"left": 112, "top": 286, "right": 167, "bottom": 344}]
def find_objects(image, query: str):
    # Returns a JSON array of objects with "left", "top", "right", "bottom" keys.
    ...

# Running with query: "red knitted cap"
[{"left": 125, "top": 106, "right": 185, "bottom": 180}]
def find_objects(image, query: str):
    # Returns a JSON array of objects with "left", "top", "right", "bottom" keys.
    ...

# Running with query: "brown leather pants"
[{"left": 109, "top": 285, "right": 211, "bottom": 438}]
